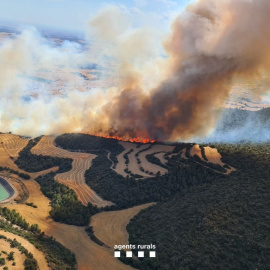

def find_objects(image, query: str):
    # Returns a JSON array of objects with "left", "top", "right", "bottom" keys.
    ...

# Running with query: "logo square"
[
  {"left": 126, "top": 251, "right": 132, "bottom": 257},
  {"left": 114, "top": 251, "right": 121, "bottom": 258},
  {"left": 138, "top": 251, "right": 144, "bottom": 258},
  {"left": 149, "top": 251, "right": 156, "bottom": 257}
]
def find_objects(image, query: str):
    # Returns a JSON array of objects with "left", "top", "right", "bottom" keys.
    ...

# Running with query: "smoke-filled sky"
[
  {"left": 0, "top": 0, "right": 270, "bottom": 142},
  {"left": 0, "top": 0, "right": 191, "bottom": 32}
]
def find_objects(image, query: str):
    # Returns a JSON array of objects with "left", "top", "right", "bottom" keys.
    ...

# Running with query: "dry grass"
[
  {"left": 114, "top": 142, "right": 175, "bottom": 178},
  {"left": 138, "top": 145, "right": 175, "bottom": 175},
  {"left": 190, "top": 144, "right": 203, "bottom": 159},
  {"left": 0, "top": 238, "right": 26, "bottom": 270},
  {"left": 0, "top": 134, "right": 28, "bottom": 159},
  {"left": 204, "top": 146, "right": 235, "bottom": 174},
  {"left": 5, "top": 179, "right": 135, "bottom": 270},
  {"left": 0, "top": 135, "right": 135, "bottom": 269},
  {"left": 114, "top": 142, "right": 136, "bottom": 178},
  {"left": 154, "top": 152, "right": 168, "bottom": 165},
  {"left": 31, "top": 136, "right": 112, "bottom": 207},
  {"left": 127, "top": 144, "right": 152, "bottom": 178},
  {"left": 0, "top": 134, "right": 57, "bottom": 184},
  {"left": 203, "top": 146, "right": 224, "bottom": 166},
  {"left": 179, "top": 145, "right": 234, "bottom": 174},
  {"left": 0, "top": 230, "right": 49, "bottom": 270},
  {"left": 91, "top": 203, "right": 155, "bottom": 249}
]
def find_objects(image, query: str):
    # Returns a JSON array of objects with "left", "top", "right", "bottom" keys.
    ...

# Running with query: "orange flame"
[{"left": 82, "top": 133, "right": 156, "bottom": 143}]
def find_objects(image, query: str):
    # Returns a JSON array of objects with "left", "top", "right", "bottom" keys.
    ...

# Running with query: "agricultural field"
[
  {"left": 0, "top": 130, "right": 269, "bottom": 270},
  {"left": 1, "top": 2, "right": 270, "bottom": 268},
  {"left": 31, "top": 136, "right": 112, "bottom": 207},
  {"left": 90, "top": 203, "right": 155, "bottom": 249}
]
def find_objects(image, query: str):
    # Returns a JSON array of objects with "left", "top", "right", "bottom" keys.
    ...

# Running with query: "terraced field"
[
  {"left": 31, "top": 136, "right": 112, "bottom": 207},
  {"left": 0, "top": 134, "right": 28, "bottom": 159},
  {"left": 138, "top": 144, "right": 175, "bottom": 175},
  {"left": 113, "top": 142, "right": 175, "bottom": 179},
  {"left": 127, "top": 144, "right": 152, "bottom": 178},
  {"left": 0, "top": 134, "right": 56, "bottom": 182},
  {"left": 114, "top": 142, "right": 136, "bottom": 178},
  {"left": 0, "top": 134, "right": 29, "bottom": 171}
]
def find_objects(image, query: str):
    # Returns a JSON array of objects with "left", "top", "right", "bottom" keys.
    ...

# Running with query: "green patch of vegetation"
[
  {"left": 124, "top": 149, "right": 133, "bottom": 165},
  {"left": 55, "top": 133, "right": 124, "bottom": 155},
  {"left": 145, "top": 153, "right": 168, "bottom": 169},
  {"left": 85, "top": 143, "right": 223, "bottom": 208},
  {"left": 25, "top": 202, "right": 38, "bottom": 208},
  {"left": 36, "top": 172, "right": 98, "bottom": 226},
  {"left": 15, "top": 137, "right": 72, "bottom": 173},
  {"left": 0, "top": 208, "right": 40, "bottom": 233},
  {"left": 191, "top": 154, "right": 227, "bottom": 173},
  {"left": 0, "top": 257, "right": 5, "bottom": 266},
  {"left": 200, "top": 145, "right": 208, "bottom": 161},
  {"left": 127, "top": 143, "right": 270, "bottom": 270}
]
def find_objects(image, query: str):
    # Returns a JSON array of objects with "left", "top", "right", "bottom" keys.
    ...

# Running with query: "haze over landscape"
[
  {"left": 0, "top": 0, "right": 269, "bottom": 141},
  {"left": 0, "top": 1, "right": 270, "bottom": 270}
]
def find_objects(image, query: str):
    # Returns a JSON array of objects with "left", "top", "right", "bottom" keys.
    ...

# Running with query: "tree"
[
  {"left": 0, "top": 257, "right": 5, "bottom": 266},
  {"left": 7, "top": 252, "right": 14, "bottom": 261}
]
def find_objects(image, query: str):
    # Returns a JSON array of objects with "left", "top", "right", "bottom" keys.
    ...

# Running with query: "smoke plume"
[
  {"left": 98, "top": 0, "right": 270, "bottom": 141},
  {"left": 0, "top": 0, "right": 270, "bottom": 141}
]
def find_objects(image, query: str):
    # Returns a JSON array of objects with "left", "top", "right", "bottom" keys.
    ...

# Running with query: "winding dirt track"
[
  {"left": 91, "top": 203, "right": 155, "bottom": 249},
  {"left": 31, "top": 136, "right": 112, "bottom": 207},
  {"left": 0, "top": 230, "right": 49, "bottom": 270}
]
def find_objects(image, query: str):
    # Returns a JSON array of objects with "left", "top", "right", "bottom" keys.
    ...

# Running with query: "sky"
[{"left": 0, "top": 0, "right": 192, "bottom": 33}]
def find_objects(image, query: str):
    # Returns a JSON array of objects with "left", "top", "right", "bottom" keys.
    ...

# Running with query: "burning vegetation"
[{"left": 83, "top": 133, "right": 156, "bottom": 144}]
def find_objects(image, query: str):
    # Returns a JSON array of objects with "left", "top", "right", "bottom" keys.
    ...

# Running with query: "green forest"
[{"left": 127, "top": 143, "right": 270, "bottom": 270}]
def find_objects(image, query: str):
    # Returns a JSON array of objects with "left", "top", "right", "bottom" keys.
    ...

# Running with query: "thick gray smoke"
[
  {"left": 98, "top": 0, "right": 270, "bottom": 141},
  {"left": 1, "top": 0, "right": 270, "bottom": 142}
]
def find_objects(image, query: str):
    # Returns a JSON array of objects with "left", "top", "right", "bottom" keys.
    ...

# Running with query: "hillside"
[
  {"left": 55, "top": 134, "right": 233, "bottom": 209},
  {"left": 127, "top": 143, "right": 270, "bottom": 270},
  {"left": 1, "top": 127, "right": 269, "bottom": 270}
]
